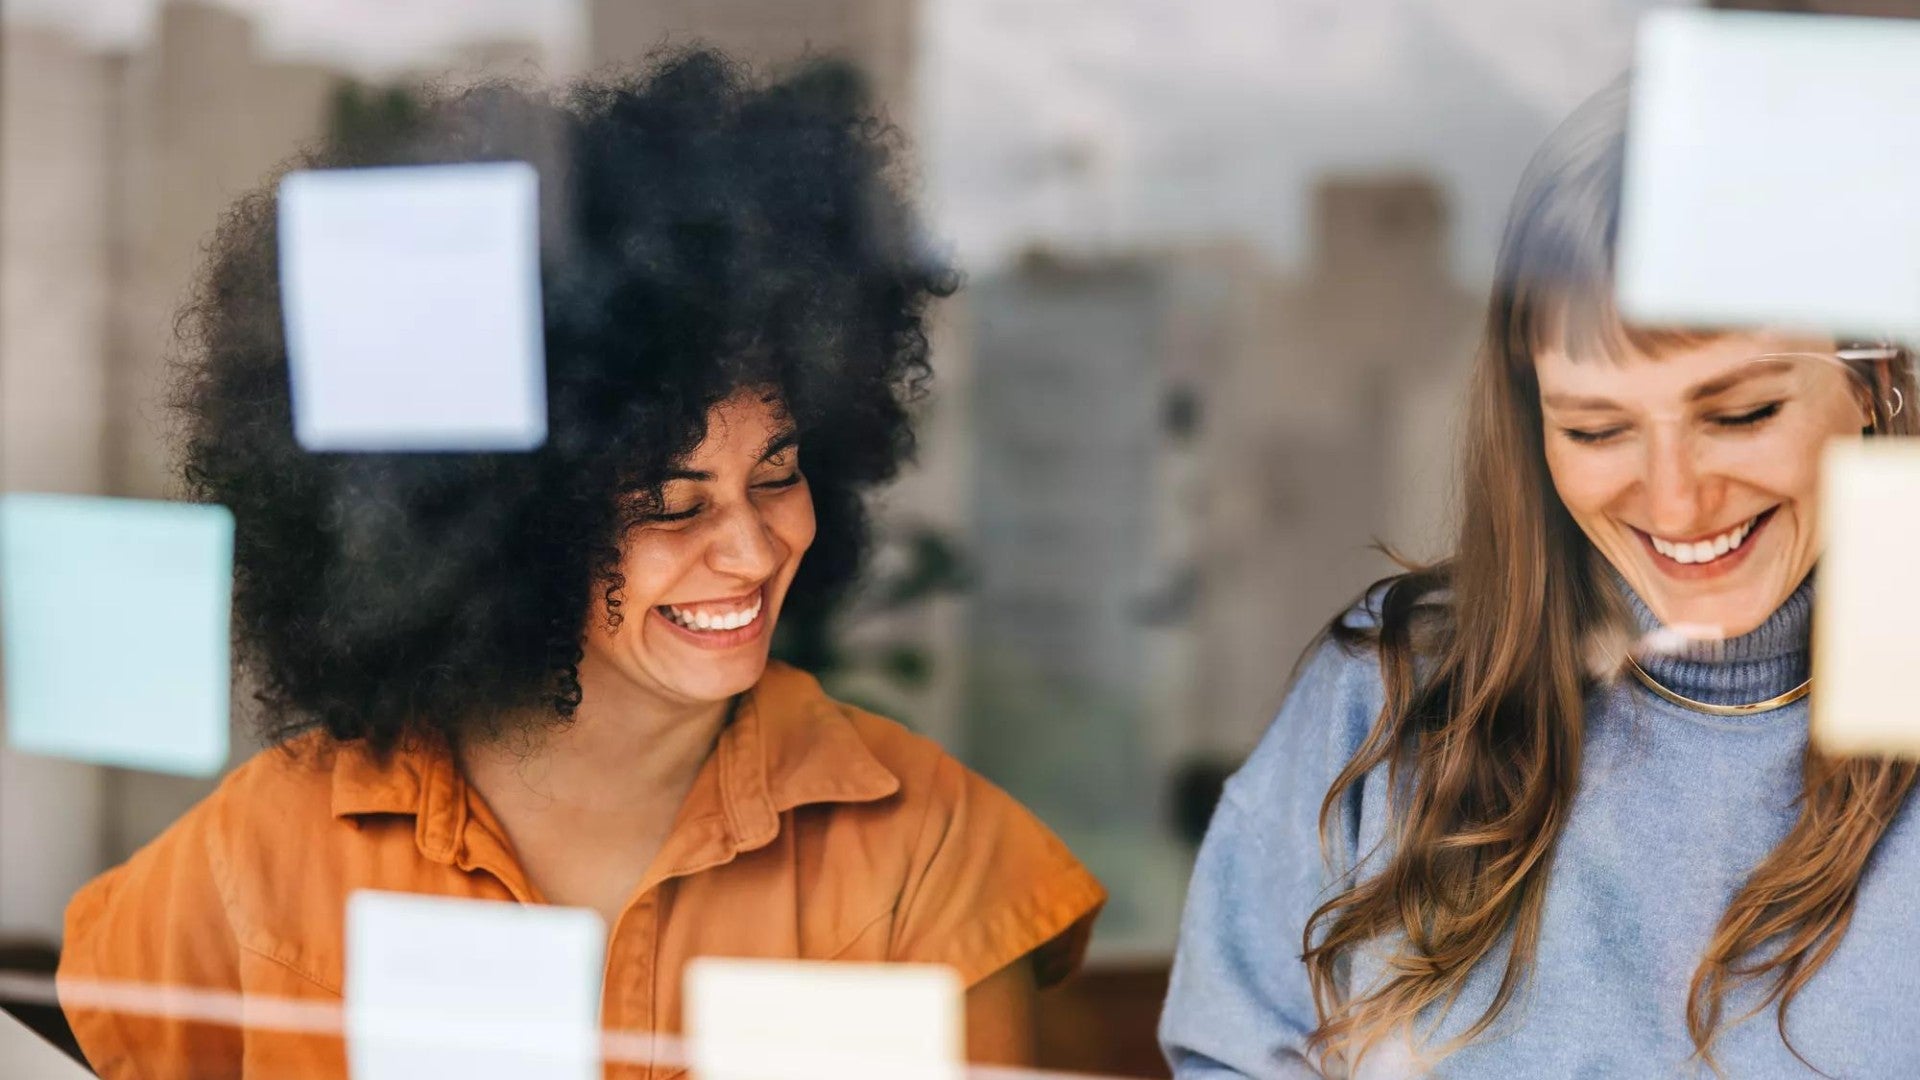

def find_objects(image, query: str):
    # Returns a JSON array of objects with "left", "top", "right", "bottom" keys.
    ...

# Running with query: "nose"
[
  {"left": 1642, "top": 426, "right": 1716, "bottom": 537},
  {"left": 704, "top": 500, "right": 783, "bottom": 584}
]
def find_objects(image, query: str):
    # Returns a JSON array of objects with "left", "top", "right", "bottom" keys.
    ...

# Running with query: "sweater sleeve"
[{"left": 1159, "top": 629, "right": 1384, "bottom": 1079}]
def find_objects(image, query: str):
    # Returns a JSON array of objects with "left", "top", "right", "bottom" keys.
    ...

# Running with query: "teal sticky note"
[{"left": 0, "top": 494, "right": 233, "bottom": 776}]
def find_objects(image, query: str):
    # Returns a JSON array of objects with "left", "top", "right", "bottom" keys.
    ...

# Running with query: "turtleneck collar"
[{"left": 1616, "top": 572, "right": 1814, "bottom": 708}]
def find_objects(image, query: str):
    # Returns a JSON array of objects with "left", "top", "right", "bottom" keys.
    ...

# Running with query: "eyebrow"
[
  {"left": 663, "top": 429, "right": 800, "bottom": 483},
  {"left": 1541, "top": 364, "right": 1783, "bottom": 413}
]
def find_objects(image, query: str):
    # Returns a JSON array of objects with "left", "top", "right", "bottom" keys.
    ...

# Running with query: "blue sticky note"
[
  {"left": 278, "top": 162, "right": 548, "bottom": 452},
  {"left": 0, "top": 494, "right": 233, "bottom": 776}
]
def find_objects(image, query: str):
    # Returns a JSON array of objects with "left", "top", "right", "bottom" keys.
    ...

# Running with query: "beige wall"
[
  {"left": 1192, "top": 177, "right": 1481, "bottom": 756},
  {"left": 589, "top": 0, "right": 918, "bottom": 122},
  {"left": 0, "top": 5, "right": 340, "bottom": 935},
  {"left": 0, "top": 26, "right": 117, "bottom": 941}
]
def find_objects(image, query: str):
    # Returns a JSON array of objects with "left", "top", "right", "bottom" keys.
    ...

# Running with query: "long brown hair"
[{"left": 1299, "top": 83, "right": 1919, "bottom": 1074}]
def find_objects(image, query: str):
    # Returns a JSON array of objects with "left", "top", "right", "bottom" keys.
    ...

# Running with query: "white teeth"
[
  {"left": 662, "top": 598, "right": 764, "bottom": 633},
  {"left": 1649, "top": 516, "right": 1760, "bottom": 566}
]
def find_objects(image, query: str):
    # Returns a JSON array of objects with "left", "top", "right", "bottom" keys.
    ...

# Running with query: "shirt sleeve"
[
  {"left": 58, "top": 797, "right": 244, "bottom": 1080},
  {"left": 1159, "top": 632, "right": 1382, "bottom": 1080},
  {"left": 889, "top": 755, "right": 1108, "bottom": 989}
]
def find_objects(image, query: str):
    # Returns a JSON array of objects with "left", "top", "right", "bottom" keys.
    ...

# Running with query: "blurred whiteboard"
[
  {"left": 1618, "top": 10, "right": 1920, "bottom": 339},
  {"left": 279, "top": 162, "right": 548, "bottom": 452}
]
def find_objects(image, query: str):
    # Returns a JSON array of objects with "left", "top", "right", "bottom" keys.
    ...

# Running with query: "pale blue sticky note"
[
  {"left": 1618, "top": 10, "right": 1920, "bottom": 338},
  {"left": 278, "top": 162, "right": 548, "bottom": 451},
  {"left": 0, "top": 494, "right": 232, "bottom": 776},
  {"left": 346, "top": 891, "right": 605, "bottom": 1080}
]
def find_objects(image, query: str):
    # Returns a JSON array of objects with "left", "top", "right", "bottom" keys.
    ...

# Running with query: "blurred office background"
[{"left": 3, "top": 0, "right": 1913, "bottom": 1074}]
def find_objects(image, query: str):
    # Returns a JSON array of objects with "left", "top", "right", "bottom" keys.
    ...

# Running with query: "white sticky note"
[
  {"left": 279, "top": 162, "right": 548, "bottom": 451},
  {"left": 1813, "top": 440, "right": 1920, "bottom": 758},
  {"left": 685, "top": 959, "right": 962, "bottom": 1080},
  {"left": 345, "top": 891, "right": 605, "bottom": 1080},
  {"left": 1618, "top": 10, "right": 1920, "bottom": 338},
  {"left": 0, "top": 494, "right": 231, "bottom": 776}
]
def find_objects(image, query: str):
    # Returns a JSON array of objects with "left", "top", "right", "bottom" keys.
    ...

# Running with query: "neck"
[
  {"left": 1617, "top": 571, "right": 1815, "bottom": 710},
  {"left": 460, "top": 662, "right": 732, "bottom": 829}
]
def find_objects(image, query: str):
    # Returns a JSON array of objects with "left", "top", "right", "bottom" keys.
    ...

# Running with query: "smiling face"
[
  {"left": 1537, "top": 332, "right": 1872, "bottom": 638},
  {"left": 578, "top": 389, "right": 816, "bottom": 713}
]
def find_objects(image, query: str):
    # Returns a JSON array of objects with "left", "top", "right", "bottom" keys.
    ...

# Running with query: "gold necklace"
[{"left": 1625, "top": 656, "right": 1810, "bottom": 717}]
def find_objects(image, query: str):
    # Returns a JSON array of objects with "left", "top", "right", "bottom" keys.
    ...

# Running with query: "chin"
[
  {"left": 672, "top": 650, "right": 775, "bottom": 704},
  {"left": 1639, "top": 577, "right": 1792, "bottom": 640}
]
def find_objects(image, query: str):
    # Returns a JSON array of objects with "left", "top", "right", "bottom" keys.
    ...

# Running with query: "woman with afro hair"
[{"left": 58, "top": 50, "right": 1105, "bottom": 1080}]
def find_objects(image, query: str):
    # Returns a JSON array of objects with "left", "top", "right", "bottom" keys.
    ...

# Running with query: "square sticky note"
[
  {"left": 1813, "top": 440, "right": 1920, "bottom": 759},
  {"left": 345, "top": 891, "right": 605, "bottom": 1080},
  {"left": 685, "top": 959, "right": 962, "bottom": 1080},
  {"left": 1617, "top": 10, "right": 1920, "bottom": 338},
  {"left": 278, "top": 162, "right": 548, "bottom": 451},
  {"left": 0, "top": 494, "right": 232, "bottom": 776}
]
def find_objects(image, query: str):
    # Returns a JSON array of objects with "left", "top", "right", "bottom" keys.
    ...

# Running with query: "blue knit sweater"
[{"left": 1161, "top": 579, "right": 1920, "bottom": 1078}]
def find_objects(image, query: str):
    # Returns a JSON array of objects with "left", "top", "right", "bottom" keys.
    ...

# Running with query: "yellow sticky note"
[
  {"left": 1813, "top": 439, "right": 1920, "bottom": 758},
  {"left": 685, "top": 959, "right": 962, "bottom": 1080}
]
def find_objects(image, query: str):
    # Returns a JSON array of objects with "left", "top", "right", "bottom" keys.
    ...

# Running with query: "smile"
[
  {"left": 1647, "top": 516, "right": 1758, "bottom": 565},
  {"left": 1635, "top": 507, "right": 1778, "bottom": 573},
  {"left": 656, "top": 591, "right": 764, "bottom": 633}
]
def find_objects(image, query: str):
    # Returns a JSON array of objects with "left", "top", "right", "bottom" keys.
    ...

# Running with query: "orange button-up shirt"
[{"left": 58, "top": 662, "right": 1106, "bottom": 1079}]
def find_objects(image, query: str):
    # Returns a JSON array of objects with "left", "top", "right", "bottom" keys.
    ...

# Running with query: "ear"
[{"left": 1850, "top": 359, "right": 1891, "bottom": 434}]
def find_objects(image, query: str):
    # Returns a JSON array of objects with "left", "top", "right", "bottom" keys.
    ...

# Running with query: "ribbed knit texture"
[{"left": 1623, "top": 573, "right": 1813, "bottom": 708}]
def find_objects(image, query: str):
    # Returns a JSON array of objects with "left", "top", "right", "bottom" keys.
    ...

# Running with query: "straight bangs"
[{"left": 1493, "top": 76, "right": 1725, "bottom": 375}]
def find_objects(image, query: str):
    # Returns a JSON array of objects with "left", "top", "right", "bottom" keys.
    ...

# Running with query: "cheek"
[
  {"left": 1767, "top": 453, "right": 1824, "bottom": 515},
  {"left": 773, "top": 489, "right": 818, "bottom": 564},
  {"left": 1543, "top": 442, "right": 1625, "bottom": 518},
  {"left": 617, "top": 532, "right": 700, "bottom": 606}
]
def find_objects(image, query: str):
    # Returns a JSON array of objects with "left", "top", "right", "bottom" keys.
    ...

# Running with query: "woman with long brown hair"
[{"left": 1160, "top": 85, "right": 1920, "bottom": 1077}]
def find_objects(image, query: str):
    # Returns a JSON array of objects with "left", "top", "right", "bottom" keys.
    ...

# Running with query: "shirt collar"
[{"left": 329, "top": 661, "right": 901, "bottom": 869}]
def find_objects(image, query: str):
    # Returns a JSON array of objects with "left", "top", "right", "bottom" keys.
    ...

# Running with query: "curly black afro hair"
[{"left": 175, "top": 50, "right": 957, "bottom": 752}]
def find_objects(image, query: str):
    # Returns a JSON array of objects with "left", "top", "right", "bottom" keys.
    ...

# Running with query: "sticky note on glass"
[
  {"left": 278, "top": 162, "right": 547, "bottom": 451},
  {"left": 345, "top": 891, "right": 605, "bottom": 1080},
  {"left": 0, "top": 494, "right": 232, "bottom": 776},
  {"left": 1814, "top": 440, "right": 1920, "bottom": 758},
  {"left": 685, "top": 959, "right": 962, "bottom": 1080},
  {"left": 1618, "top": 10, "right": 1920, "bottom": 338}
]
